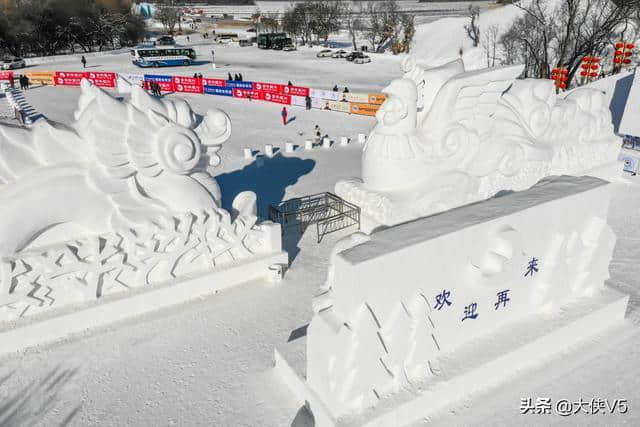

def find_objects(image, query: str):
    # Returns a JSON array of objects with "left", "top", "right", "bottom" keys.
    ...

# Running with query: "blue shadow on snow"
[{"left": 216, "top": 153, "right": 316, "bottom": 219}]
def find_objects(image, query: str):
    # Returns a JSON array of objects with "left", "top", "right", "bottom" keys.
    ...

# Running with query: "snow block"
[
  {"left": 275, "top": 175, "right": 627, "bottom": 426},
  {"left": 305, "top": 139, "right": 313, "bottom": 150},
  {"left": 323, "top": 137, "right": 331, "bottom": 149},
  {"left": 340, "top": 136, "right": 349, "bottom": 146},
  {"left": 285, "top": 142, "right": 295, "bottom": 153},
  {"left": 265, "top": 144, "right": 274, "bottom": 157}
]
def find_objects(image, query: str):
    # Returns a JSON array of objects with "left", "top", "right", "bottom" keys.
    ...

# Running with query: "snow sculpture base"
[{"left": 275, "top": 175, "right": 627, "bottom": 427}]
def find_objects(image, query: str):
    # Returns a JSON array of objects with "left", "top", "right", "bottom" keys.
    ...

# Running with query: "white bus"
[{"left": 130, "top": 45, "right": 197, "bottom": 68}]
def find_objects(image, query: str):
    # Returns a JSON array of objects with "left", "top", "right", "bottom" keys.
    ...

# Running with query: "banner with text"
[
  {"left": 350, "top": 103, "right": 379, "bottom": 116},
  {"left": 55, "top": 71, "right": 86, "bottom": 86},
  {"left": 143, "top": 74, "right": 173, "bottom": 92},
  {"left": 85, "top": 71, "right": 116, "bottom": 88},
  {"left": 263, "top": 92, "right": 291, "bottom": 105},
  {"left": 172, "top": 76, "right": 203, "bottom": 94},
  {"left": 0, "top": 71, "right": 13, "bottom": 81},
  {"left": 204, "top": 85, "right": 233, "bottom": 97},
  {"left": 25, "top": 71, "right": 56, "bottom": 85}
]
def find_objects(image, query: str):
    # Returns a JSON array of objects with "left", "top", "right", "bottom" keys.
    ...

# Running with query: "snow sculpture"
[
  {"left": 276, "top": 176, "right": 628, "bottom": 427},
  {"left": 0, "top": 80, "right": 282, "bottom": 321},
  {"left": 336, "top": 56, "right": 621, "bottom": 229}
]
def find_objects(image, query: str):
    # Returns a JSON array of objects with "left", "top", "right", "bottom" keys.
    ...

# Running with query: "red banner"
[
  {"left": 254, "top": 82, "right": 283, "bottom": 93},
  {"left": 55, "top": 71, "right": 86, "bottom": 86},
  {"left": 233, "top": 88, "right": 263, "bottom": 99},
  {"left": 203, "top": 78, "right": 226, "bottom": 87},
  {"left": 172, "top": 76, "right": 203, "bottom": 94},
  {"left": 0, "top": 71, "right": 14, "bottom": 81},
  {"left": 85, "top": 71, "right": 116, "bottom": 88},
  {"left": 263, "top": 92, "right": 291, "bottom": 105},
  {"left": 282, "top": 85, "right": 309, "bottom": 97}
]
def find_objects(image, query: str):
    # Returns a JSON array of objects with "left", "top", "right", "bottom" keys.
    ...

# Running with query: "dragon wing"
[{"left": 421, "top": 65, "right": 525, "bottom": 137}]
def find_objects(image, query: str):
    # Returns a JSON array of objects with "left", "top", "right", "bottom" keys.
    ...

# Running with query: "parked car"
[
  {"left": 353, "top": 55, "right": 371, "bottom": 64},
  {"left": 156, "top": 35, "right": 175, "bottom": 46},
  {"left": 316, "top": 49, "right": 333, "bottom": 58},
  {"left": 247, "top": 28, "right": 257, "bottom": 33},
  {"left": 283, "top": 44, "right": 297, "bottom": 51},
  {"left": 346, "top": 51, "right": 366, "bottom": 62},
  {"left": 2, "top": 57, "right": 26, "bottom": 70},
  {"left": 331, "top": 50, "right": 348, "bottom": 58}
]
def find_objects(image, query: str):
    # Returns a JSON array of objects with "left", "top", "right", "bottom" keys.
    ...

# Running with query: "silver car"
[
  {"left": 353, "top": 55, "right": 371, "bottom": 64},
  {"left": 2, "top": 57, "right": 26, "bottom": 70},
  {"left": 331, "top": 50, "right": 348, "bottom": 58},
  {"left": 316, "top": 49, "right": 333, "bottom": 58}
]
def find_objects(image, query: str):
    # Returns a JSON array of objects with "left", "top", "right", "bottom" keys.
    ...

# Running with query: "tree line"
[
  {"left": 0, "top": 0, "right": 146, "bottom": 57},
  {"left": 279, "top": 0, "right": 415, "bottom": 54},
  {"left": 470, "top": 0, "right": 639, "bottom": 85}
]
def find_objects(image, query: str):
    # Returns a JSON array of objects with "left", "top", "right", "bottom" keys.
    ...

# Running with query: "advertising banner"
[
  {"left": 226, "top": 81, "right": 254, "bottom": 90},
  {"left": 342, "top": 92, "right": 369, "bottom": 104},
  {"left": 368, "top": 93, "right": 386, "bottom": 105},
  {"left": 172, "top": 76, "right": 203, "bottom": 94},
  {"left": 143, "top": 74, "right": 173, "bottom": 91},
  {"left": 85, "top": 71, "right": 116, "bottom": 88},
  {"left": 310, "top": 97, "right": 327, "bottom": 109},
  {"left": 25, "top": 71, "right": 56, "bottom": 85},
  {"left": 0, "top": 71, "right": 14, "bottom": 82},
  {"left": 263, "top": 92, "right": 291, "bottom": 105},
  {"left": 321, "top": 100, "right": 351, "bottom": 113},
  {"left": 254, "top": 82, "right": 283, "bottom": 93},
  {"left": 204, "top": 85, "right": 233, "bottom": 96},
  {"left": 282, "top": 85, "right": 309, "bottom": 97},
  {"left": 55, "top": 71, "right": 86, "bottom": 86},
  {"left": 291, "top": 95, "right": 307, "bottom": 107},
  {"left": 119, "top": 73, "right": 144, "bottom": 87},
  {"left": 233, "top": 88, "right": 263, "bottom": 100},
  {"left": 350, "top": 103, "right": 379, "bottom": 116},
  {"left": 309, "top": 88, "right": 338, "bottom": 101},
  {"left": 203, "top": 78, "right": 226, "bottom": 87}
]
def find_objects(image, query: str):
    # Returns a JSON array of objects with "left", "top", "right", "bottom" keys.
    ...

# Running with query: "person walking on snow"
[
  {"left": 81, "top": 56, "right": 87, "bottom": 68},
  {"left": 281, "top": 107, "right": 288, "bottom": 125},
  {"left": 228, "top": 72, "right": 233, "bottom": 81}
]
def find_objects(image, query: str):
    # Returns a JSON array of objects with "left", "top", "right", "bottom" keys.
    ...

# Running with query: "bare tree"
[
  {"left": 464, "top": 5, "right": 481, "bottom": 47},
  {"left": 343, "top": 2, "right": 364, "bottom": 50},
  {"left": 156, "top": 6, "right": 179, "bottom": 34},
  {"left": 482, "top": 24, "right": 500, "bottom": 67}
]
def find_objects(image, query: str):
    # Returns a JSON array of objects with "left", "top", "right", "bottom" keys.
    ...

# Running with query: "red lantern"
[
  {"left": 616, "top": 42, "right": 624, "bottom": 49},
  {"left": 552, "top": 68, "right": 559, "bottom": 73},
  {"left": 615, "top": 50, "right": 623, "bottom": 56},
  {"left": 561, "top": 68, "right": 568, "bottom": 74},
  {"left": 623, "top": 59, "right": 631, "bottom": 64},
  {"left": 559, "top": 83, "right": 567, "bottom": 89},
  {"left": 593, "top": 57, "right": 600, "bottom": 63},
  {"left": 582, "top": 57, "right": 590, "bottom": 62},
  {"left": 591, "top": 64, "right": 599, "bottom": 70},
  {"left": 590, "top": 72, "right": 598, "bottom": 78},
  {"left": 580, "top": 71, "right": 588, "bottom": 77},
  {"left": 560, "top": 76, "right": 568, "bottom": 82},
  {"left": 581, "top": 63, "right": 589, "bottom": 69},
  {"left": 614, "top": 57, "right": 622, "bottom": 64},
  {"left": 551, "top": 75, "right": 558, "bottom": 80},
  {"left": 625, "top": 51, "right": 632, "bottom": 57},
  {"left": 627, "top": 43, "right": 635, "bottom": 49}
]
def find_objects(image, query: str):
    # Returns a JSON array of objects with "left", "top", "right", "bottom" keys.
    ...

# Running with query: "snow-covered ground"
[{"left": 2, "top": 17, "right": 640, "bottom": 427}]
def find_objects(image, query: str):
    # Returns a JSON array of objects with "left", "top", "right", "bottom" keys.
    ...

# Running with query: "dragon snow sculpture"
[
  {"left": 336, "top": 56, "right": 621, "bottom": 229},
  {"left": 0, "top": 80, "right": 281, "bottom": 321}
]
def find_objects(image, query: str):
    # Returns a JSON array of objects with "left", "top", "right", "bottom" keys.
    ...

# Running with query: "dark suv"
[{"left": 346, "top": 51, "right": 365, "bottom": 62}]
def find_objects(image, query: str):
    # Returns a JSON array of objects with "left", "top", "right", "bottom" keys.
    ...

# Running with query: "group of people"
[
  {"left": 18, "top": 74, "right": 30, "bottom": 90},
  {"left": 148, "top": 81, "right": 162, "bottom": 96},
  {"left": 228, "top": 72, "right": 244, "bottom": 81},
  {"left": 192, "top": 73, "right": 204, "bottom": 79},
  {"left": 332, "top": 85, "right": 349, "bottom": 93}
]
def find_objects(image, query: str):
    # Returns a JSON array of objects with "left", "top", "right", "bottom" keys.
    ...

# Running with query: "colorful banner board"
[
  {"left": 350, "top": 102, "right": 379, "bottom": 116},
  {"left": 143, "top": 74, "right": 173, "bottom": 91},
  {"left": 282, "top": 85, "right": 310, "bottom": 97},
  {"left": 25, "top": 71, "right": 56, "bottom": 85},
  {"left": 55, "top": 71, "right": 86, "bottom": 86},
  {"left": 203, "top": 78, "right": 226, "bottom": 87},
  {"left": 119, "top": 73, "right": 145, "bottom": 87},
  {"left": 204, "top": 85, "right": 233, "bottom": 96},
  {"left": 368, "top": 93, "right": 386, "bottom": 105},
  {"left": 309, "top": 88, "right": 339, "bottom": 101},
  {"left": 254, "top": 82, "right": 283, "bottom": 93},
  {"left": 85, "top": 71, "right": 116, "bottom": 88},
  {"left": 226, "top": 81, "right": 253, "bottom": 90},
  {"left": 172, "top": 76, "right": 203, "bottom": 94},
  {"left": 263, "top": 92, "right": 291, "bottom": 105},
  {"left": 0, "top": 71, "right": 14, "bottom": 82}
]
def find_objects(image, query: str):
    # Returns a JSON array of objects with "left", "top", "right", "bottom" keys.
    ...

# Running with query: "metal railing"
[{"left": 268, "top": 192, "right": 360, "bottom": 243}]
